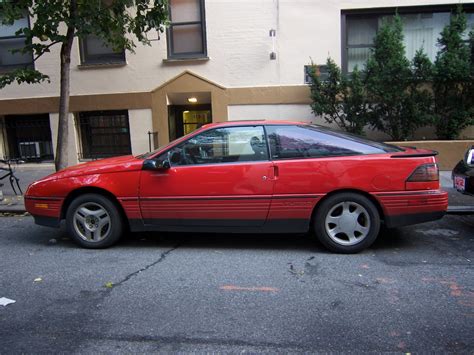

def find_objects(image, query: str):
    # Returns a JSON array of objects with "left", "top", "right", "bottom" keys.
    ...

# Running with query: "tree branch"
[{"left": 32, "top": 40, "right": 62, "bottom": 62}]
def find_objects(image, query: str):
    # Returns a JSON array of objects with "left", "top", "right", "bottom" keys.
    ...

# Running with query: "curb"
[
  {"left": 0, "top": 209, "right": 28, "bottom": 214},
  {"left": 446, "top": 206, "right": 474, "bottom": 215}
]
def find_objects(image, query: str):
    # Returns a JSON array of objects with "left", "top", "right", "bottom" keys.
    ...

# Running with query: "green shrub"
[
  {"left": 364, "top": 16, "right": 432, "bottom": 141},
  {"left": 433, "top": 6, "right": 474, "bottom": 139},
  {"left": 309, "top": 58, "right": 369, "bottom": 135}
]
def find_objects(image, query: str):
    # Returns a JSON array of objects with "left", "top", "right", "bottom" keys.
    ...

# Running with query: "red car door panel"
[{"left": 140, "top": 162, "right": 274, "bottom": 227}]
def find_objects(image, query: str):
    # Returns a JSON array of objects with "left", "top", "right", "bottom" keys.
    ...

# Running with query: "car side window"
[
  {"left": 161, "top": 126, "right": 269, "bottom": 166},
  {"left": 266, "top": 125, "right": 385, "bottom": 159}
]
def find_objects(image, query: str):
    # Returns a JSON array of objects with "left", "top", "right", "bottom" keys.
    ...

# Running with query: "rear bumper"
[
  {"left": 374, "top": 190, "right": 448, "bottom": 228},
  {"left": 25, "top": 196, "right": 63, "bottom": 228},
  {"left": 384, "top": 211, "right": 445, "bottom": 228}
]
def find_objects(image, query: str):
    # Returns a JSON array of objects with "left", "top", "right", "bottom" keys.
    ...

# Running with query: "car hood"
[{"left": 45, "top": 155, "right": 144, "bottom": 181}]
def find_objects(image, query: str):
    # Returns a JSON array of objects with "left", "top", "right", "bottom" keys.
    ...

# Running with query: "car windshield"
[{"left": 306, "top": 124, "right": 404, "bottom": 153}]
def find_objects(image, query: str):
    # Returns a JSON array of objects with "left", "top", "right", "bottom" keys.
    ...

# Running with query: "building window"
[
  {"left": 79, "top": 34, "right": 126, "bottom": 65},
  {"left": 167, "top": 0, "right": 207, "bottom": 59},
  {"left": 1, "top": 114, "right": 53, "bottom": 161},
  {"left": 342, "top": 5, "right": 474, "bottom": 73},
  {"left": 304, "top": 65, "right": 329, "bottom": 84},
  {"left": 77, "top": 110, "right": 132, "bottom": 159},
  {"left": 0, "top": 11, "right": 33, "bottom": 72}
]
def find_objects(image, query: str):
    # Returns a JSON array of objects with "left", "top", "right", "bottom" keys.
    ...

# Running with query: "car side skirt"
[{"left": 129, "top": 218, "right": 310, "bottom": 234}]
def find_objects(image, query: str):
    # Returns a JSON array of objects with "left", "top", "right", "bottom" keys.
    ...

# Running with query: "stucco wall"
[
  {"left": 228, "top": 104, "right": 317, "bottom": 122},
  {"left": 128, "top": 109, "right": 154, "bottom": 155},
  {"left": 0, "top": 0, "right": 468, "bottom": 100}
]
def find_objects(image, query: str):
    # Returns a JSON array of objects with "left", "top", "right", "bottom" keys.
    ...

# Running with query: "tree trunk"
[{"left": 55, "top": 0, "right": 77, "bottom": 171}]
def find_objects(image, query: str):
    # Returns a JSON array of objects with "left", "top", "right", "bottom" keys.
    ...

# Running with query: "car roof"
[{"left": 201, "top": 120, "right": 308, "bottom": 129}]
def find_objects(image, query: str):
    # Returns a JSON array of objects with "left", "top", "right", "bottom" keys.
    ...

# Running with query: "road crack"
[{"left": 111, "top": 244, "right": 180, "bottom": 289}]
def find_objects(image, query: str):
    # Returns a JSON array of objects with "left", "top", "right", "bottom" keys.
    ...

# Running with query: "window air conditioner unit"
[{"left": 19, "top": 142, "right": 41, "bottom": 158}]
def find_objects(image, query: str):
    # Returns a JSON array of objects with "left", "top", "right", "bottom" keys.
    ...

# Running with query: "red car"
[{"left": 25, "top": 121, "right": 448, "bottom": 253}]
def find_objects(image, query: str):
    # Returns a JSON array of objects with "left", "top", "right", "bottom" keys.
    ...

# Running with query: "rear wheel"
[
  {"left": 66, "top": 193, "right": 123, "bottom": 248},
  {"left": 314, "top": 192, "right": 380, "bottom": 253}
]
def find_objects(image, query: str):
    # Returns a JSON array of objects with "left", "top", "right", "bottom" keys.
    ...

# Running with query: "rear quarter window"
[{"left": 266, "top": 125, "right": 391, "bottom": 159}]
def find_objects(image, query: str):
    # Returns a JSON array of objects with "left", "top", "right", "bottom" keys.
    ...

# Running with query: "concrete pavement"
[{"left": 0, "top": 213, "right": 473, "bottom": 352}]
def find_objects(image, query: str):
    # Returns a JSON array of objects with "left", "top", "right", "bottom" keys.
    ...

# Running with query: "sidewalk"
[
  {"left": 0, "top": 164, "right": 54, "bottom": 213},
  {"left": 1, "top": 167, "right": 473, "bottom": 214}
]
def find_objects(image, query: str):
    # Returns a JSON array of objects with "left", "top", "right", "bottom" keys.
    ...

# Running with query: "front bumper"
[{"left": 25, "top": 197, "right": 63, "bottom": 228}]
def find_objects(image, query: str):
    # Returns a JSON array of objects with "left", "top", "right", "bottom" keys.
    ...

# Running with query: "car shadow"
[
  {"left": 371, "top": 226, "right": 415, "bottom": 251},
  {"left": 122, "top": 231, "right": 326, "bottom": 253},
  {"left": 22, "top": 220, "right": 417, "bottom": 254},
  {"left": 119, "top": 227, "right": 413, "bottom": 253}
]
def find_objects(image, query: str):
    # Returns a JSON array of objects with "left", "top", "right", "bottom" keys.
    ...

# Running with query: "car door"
[{"left": 139, "top": 125, "right": 274, "bottom": 228}]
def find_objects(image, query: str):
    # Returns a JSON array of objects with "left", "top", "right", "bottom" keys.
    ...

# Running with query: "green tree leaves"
[
  {"left": 0, "top": 0, "right": 169, "bottom": 171},
  {"left": 433, "top": 6, "right": 473, "bottom": 139},
  {"left": 309, "top": 7, "right": 474, "bottom": 141},
  {"left": 0, "top": 0, "right": 169, "bottom": 88},
  {"left": 309, "top": 60, "right": 369, "bottom": 136}
]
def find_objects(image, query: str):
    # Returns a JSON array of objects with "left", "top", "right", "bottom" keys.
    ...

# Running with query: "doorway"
[{"left": 168, "top": 104, "right": 212, "bottom": 141}]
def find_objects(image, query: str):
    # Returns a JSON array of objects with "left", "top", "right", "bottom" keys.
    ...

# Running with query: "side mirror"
[{"left": 143, "top": 159, "right": 170, "bottom": 171}]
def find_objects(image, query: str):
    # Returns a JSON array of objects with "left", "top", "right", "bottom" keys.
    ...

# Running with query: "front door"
[
  {"left": 168, "top": 104, "right": 212, "bottom": 141},
  {"left": 140, "top": 125, "right": 274, "bottom": 228}
]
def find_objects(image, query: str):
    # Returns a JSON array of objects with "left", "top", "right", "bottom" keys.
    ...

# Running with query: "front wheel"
[
  {"left": 66, "top": 193, "right": 123, "bottom": 249},
  {"left": 314, "top": 193, "right": 380, "bottom": 254}
]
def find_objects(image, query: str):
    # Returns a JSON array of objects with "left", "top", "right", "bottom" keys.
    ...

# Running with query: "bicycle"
[{"left": 0, "top": 159, "right": 24, "bottom": 195}]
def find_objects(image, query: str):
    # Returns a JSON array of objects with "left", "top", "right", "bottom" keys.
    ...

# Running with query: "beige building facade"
[{"left": 0, "top": 0, "right": 473, "bottom": 164}]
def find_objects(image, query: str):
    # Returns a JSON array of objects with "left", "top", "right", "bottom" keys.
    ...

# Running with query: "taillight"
[{"left": 407, "top": 163, "right": 439, "bottom": 182}]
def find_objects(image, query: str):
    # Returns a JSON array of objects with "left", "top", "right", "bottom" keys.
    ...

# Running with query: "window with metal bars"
[
  {"left": 167, "top": 0, "right": 207, "bottom": 59},
  {"left": 1, "top": 114, "right": 53, "bottom": 161},
  {"left": 77, "top": 110, "right": 132, "bottom": 160}
]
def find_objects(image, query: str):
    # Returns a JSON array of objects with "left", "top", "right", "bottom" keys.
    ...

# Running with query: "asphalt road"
[{"left": 0, "top": 215, "right": 473, "bottom": 353}]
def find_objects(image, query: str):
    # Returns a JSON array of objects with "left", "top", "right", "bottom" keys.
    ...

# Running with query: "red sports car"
[{"left": 25, "top": 121, "right": 448, "bottom": 253}]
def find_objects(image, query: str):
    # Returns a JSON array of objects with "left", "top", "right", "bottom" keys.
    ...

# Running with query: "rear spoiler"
[{"left": 391, "top": 150, "right": 439, "bottom": 158}]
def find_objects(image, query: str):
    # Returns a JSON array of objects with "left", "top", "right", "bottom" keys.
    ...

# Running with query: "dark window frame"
[
  {"left": 79, "top": 35, "right": 126, "bottom": 65},
  {"left": 0, "top": 10, "right": 34, "bottom": 72},
  {"left": 77, "top": 110, "right": 132, "bottom": 160},
  {"left": 166, "top": 0, "right": 207, "bottom": 59},
  {"left": 341, "top": 3, "right": 474, "bottom": 73}
]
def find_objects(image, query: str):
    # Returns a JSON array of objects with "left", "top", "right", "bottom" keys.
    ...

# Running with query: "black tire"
[
  {"left": 313, "top": 192, "right": 380, "bottom": 254},
  {"left": 66, "top": 193, "right": 123, "bottom": 249}
]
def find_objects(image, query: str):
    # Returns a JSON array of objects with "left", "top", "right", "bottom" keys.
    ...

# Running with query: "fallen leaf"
[{"left": 105, "top": 282, "right": 114, "bottom": 288}]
